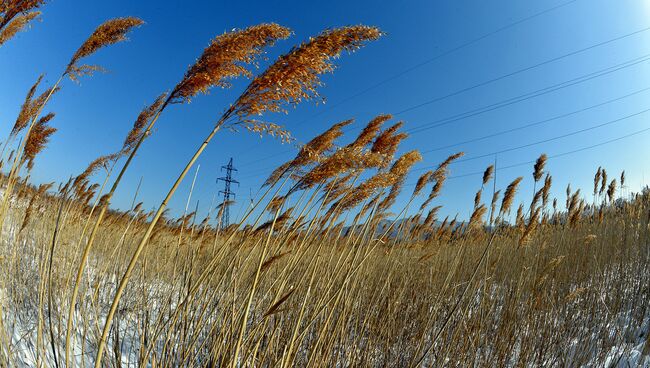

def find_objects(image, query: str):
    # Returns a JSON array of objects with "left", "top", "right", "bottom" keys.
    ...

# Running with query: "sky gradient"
[{"left": 2, "top": 0, "right": 650, "bottom": 223}]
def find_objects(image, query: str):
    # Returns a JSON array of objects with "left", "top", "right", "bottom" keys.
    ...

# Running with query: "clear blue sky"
[{"left": 2, "top": 0, "right": 650, "bottom": 223}]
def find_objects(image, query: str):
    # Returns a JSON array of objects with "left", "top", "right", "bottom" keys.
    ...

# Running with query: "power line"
[
  {"left": 406, "top": 53, "right": 650, "bottom": 134},
  {"left": 392, "top": 25, "right": 650, "bottom": 118},
  {"left": 422, "top": 86, "right": 650, "bottom": 153},
  {"left": 412, "top": 106, "right": 650, "bottom": 172}
]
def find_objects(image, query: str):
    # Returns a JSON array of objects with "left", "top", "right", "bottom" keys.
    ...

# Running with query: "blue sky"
[{"left": 2, "top": 0, "right": 650, "bottom": 223}]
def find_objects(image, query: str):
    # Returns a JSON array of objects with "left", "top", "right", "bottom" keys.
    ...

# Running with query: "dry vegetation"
[{"left": 1, "top": 1, "right": 650, "bottom": 367}]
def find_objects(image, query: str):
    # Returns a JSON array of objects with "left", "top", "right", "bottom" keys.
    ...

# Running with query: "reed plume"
[
  {"left": 0, "top": 9, "right": 38, "bottom": 45},
  {"left": 11, "top": 75, "right": 42, "bottom": 136},
  {"left": 489, "top": 190, "right": 501, "bottom": 225},
  {"left": 418, "top": 152, "right": 464, "bottom": 211},
  {"left": 519, "top": 206, "right": 540, "bottom": 247},
  {"left": 569, "top": 199, "right": 584, "bottom": 227},
  {"left": 541, "top": 174, "right": 552, "bottom": 207},
  {"left": 370, "top": 122, "right": 407, "bottom": 168},
  {"left": 500, "top": 177, "right": 523, "bottom": 216},
  {"left": 412, "top": 171, "right": 433, "bottom": 198},
  {"left": 23, "top": 112, "right": 55, "bottom": 169},
  {"left": 233, "top": 25, "right": 382, "bottom": 118},
  {"left": 600, "top": 169, "right": 607, "bottom": 196},
  {"left": 515, "top": 204, "right": 525, "bottom": 228},
  {"left": 468, "top": 204, "right": 487, "bottom": 231},
  {"left": 533, "top": 153, "right": 547, "bottom": 182},
  {"left": 620, "top": 171, "right": 625, "bottom": 189},
  {"left": 339, "top": 150, "right": 421, "bottom": 212},
  {"left": 11, "top": 77, "right": 59, "bottom": 137},
  {"left": 0, "top": 0, "right": 44, "bottom": 32},
  {"left": 377, "top": 177, "right": 405, "bottom": 213},
  {"left": 170, "top": 23, "right": 291, "bottom": 103},
  {"left": 423, "top": 205, "right": 442, "bottom": 228},
  {"left": 607, "top": 179, "right": 616, "bottom": 202},
  {"left": 350, "top": 114, "right": 392, "bottom": 149},
  {"left": 594, "top": 167, "right": 602, "bottom": 197},
  {"left": 294, "top": 118, "right": 404, "bottom": 192},
  {"left": 474, "top": 190, "right": 482, "bottom": 209},
  {"left": 264, "top": 119, "right": 352, "bottom": 186},
  {"left": 121, "top": 93, "right": 168, "bottom": 154},
  {"left": 482, "top": 165, "right": 494, "bottom": 186},
  {"left": 65, "top": 17, "right": 144, "bottom": 80}
]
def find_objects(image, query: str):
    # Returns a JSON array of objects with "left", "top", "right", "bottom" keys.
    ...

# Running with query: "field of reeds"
[{"left": 1, "top": 2, "right": 650, "bottom": 367}]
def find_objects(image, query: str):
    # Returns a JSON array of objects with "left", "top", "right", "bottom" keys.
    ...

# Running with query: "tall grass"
[{"left": 1, "top": 2, "right": 650, "bottom": 367}]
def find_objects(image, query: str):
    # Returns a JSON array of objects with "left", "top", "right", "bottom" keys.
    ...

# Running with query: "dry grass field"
[{"left": 1, "top": 1, "right": 650, "bottom": 367}]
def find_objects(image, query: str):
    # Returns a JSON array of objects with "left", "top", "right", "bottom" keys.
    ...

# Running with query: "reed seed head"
[
  {"left": 533, "top": 153, "right": 547, "bottom": 182},
  {"left": 66, "top": 17, "right": 144, "bottom": 80},
  {"left": 500, "top": 177, "right": 523, "bottom": 216},
  {"left": 0, "top": 10, "right": 38, "bottom": 45},
  {"left": 234, "top": 25, "right": 382, "bottom": 118},
  {"left": 171, "top": 23, "right": 290, "bottom": 104},
  {"left": 482, "top": 165, "right": 494, "bottom": 186}
]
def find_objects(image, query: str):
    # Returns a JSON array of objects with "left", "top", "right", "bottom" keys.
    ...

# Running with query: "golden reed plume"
[
  {"left": 23, "top": 111, "right": 55, "bottom": 169},
  {"left": 234, "top": 26, "right": 383, "bottom": 118},
  {"left": 65, "top": 17, "right": 144, "bottom": 80},
  {"left": 500, "top": 177, "right": 523, "bottom": 216},
  {"left": 171, "top": 23, "right": 291, "bottom": 104},
  {"left": 0, "top": 10, "right": 39, "bottom": 46}
]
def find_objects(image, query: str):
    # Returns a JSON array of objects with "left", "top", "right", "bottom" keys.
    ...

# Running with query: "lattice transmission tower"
[{"left": 217, "top": 158, "right": 239, "bottom": 229}]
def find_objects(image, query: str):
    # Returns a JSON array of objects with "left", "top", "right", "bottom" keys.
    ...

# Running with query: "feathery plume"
[
  {"left": 23, "top": 112, "right": 55, "bottom": 168},
  {"left": 468, "top": 204, "right": 487, "bottom": 231},
  {"left": 418, "top": 152, "right": 464, "bottom": 211},
  {"left": 350, "top": 114, "right": 391, "bottom": 149},
  {"left": 489, "top": 190, "right": 501, "bottom": 225},
  {"left": 0, "top": 0, "right": 44, "bottom": 31},
  {"left": 65, "top": 17, "right": 144, "bottom": 80},
  {"left": 607, "top": 179, "right": 616, "bottom": 202},
  {"left": 11, "top": 74, "right": 42, "bottom": 137},
  {"left": 0, "top": 10, "right": 39, "bottom": 46},
  {"left": 377, "top": 177, "right": 405, "bottom": 212},
  {"left": 122, "top": 93, "right": 168, "bottom": 154},
  {"left": 593, "top": 167, "right": 602, "bottom": 196},
  {"left": 369, "top": 122, "right": 408, "bottom": 168},
  {"left": 620, "top": 170, "right": 625, "bottom": 189},
  {"left": 412, "top": 171, "right": 433, "bottom": 198},
  {"left": 234, "top": 26, "right": 382, "bottom": 118},
  {"left": 171, "top": 23, "right": 291, "bottom": 103},
  {"left": 474, "top": 190, "right": 482, "bottom": 209},
  {"left": 482, "top": 165, "right": 494, "bottom": 186},
  {"left": 541, "top": 174, "right": 552, "bottom": 207},
  {"left": 533, "top": 153, "right": 547, "bottom": 182},
  {"left": 499, "top": 177, "right": 523, "bottom": 216},
  {"left": 264, "top": 119, "right": 352, "bottom": 185},
  {"left": 519, "top": 206, "right": 540, "bottom": 247},
  {"left": 339, "top": 150, "right": 421, "bottom": 211},
  {"left": 515, "top": 204, "right": 525, "bottom": 228}
]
